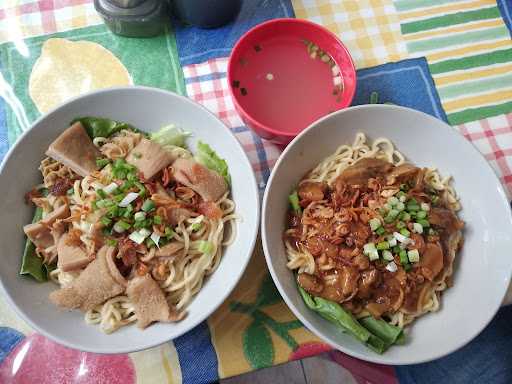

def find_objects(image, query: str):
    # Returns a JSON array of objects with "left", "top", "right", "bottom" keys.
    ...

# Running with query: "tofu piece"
[
  {"left": 126, "top": 138, "right": 175, "bottom": 180},
  {"left": 46, "top": 122, "right": 101, "bottom": 177}
]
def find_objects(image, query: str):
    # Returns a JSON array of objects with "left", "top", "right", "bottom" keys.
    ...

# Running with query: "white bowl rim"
[
  {"left": 261, "top": 103, "right": 512, "bottom": 365},
  {"left": 0, "top": 85, "right": 260, "bottom": 353}
]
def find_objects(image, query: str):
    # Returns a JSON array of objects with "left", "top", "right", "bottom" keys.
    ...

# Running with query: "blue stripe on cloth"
[
  {"left": 396, "top": 305, "right": 512, "bottom": 384},
  {"left": 0, "top": 93, "right": 8, "bottom": 164},
  {"left": 497, "top": 0, "right": 512, "bottom": 37},
  {"left": 0, "top": 327, "right": 25, "bottom": 364},
  {"left": 250, "top": 130, "right": 270, "bottom": 183},
  {"left": 173, "top": 321, "right": 219, "bottom": 384},
  {"left": 174, "top": 0, "right": 295, "bottom": 66},
  {"left": 231, "top": 125, "right": 249, "bottom": 133},
  {"left": 185, "top": 71, "right": 227, "bottom": 85},
  {"left": 352, "top": 57, "right": 448, "bottom": 122}
]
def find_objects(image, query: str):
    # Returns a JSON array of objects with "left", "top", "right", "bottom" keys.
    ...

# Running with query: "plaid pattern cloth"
[
  {"left": 0, "top": 0, "right": 101, "bottom": 44},
  {"left": 291, "top": 0, "right": 408, "bottom": 68},
  {"left": 455, "top": 112, "right": 512, "bottom": 198},
  {"left": 183, "top": 58, "right": 282, "bottom": 189}
]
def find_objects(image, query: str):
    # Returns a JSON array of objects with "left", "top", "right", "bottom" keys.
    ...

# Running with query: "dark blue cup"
[{"left": 172, "top": 0, "right": 242, "bottom": 29}]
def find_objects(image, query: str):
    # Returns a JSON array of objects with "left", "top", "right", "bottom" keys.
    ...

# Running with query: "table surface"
[{"left": 0, "top": 1, "right": 512, "bottom": 383}]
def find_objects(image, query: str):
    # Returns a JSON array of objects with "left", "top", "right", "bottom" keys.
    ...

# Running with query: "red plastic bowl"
[{"left": 228, "top": 18, "right": 356, "bottom": 145}]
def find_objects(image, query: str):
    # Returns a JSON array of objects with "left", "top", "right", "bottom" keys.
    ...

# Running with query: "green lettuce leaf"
[
  {"left": 195, "top": 141, "right": 231, "bottom": 185},
  {"left": 72, "top": 117, "right": 138, "bottom": 139},
  {"left": 150, "top": 125, "right": 191, "bottom": 149}
]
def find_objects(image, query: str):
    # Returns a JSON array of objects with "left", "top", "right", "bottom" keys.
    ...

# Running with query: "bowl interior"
[
  {"left": 229, "top": 18, "right": 356, "bottom": 138},
  {"left": 262, "top": 105, "right": 512, "bottom": 365},
  {"left": 0, "top": 87, "right": 259, "bottom": 353}
]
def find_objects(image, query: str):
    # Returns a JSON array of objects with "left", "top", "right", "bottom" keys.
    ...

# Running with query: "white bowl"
[
  {"left": 262, "top": 105, "right": 512, "bottom": 365},
  {"left": 0, "top": 86, "right": 259, "bottom": 353}
]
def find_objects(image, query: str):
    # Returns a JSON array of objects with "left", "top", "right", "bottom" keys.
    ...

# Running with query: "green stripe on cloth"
[
  {"left": 447, "top": 101, "right": 512, "bottom": 124},
  {"left": 401, "top": 6, "right": 501, "bottom": 34},
  {"left": 429, "top": 48, "right": 512, "bottom": 74},
  {"left": 438, "top": 73, "right": 512, "bottom": 99},
  {"left": 0, "top": 24, "right": 186, "bottom": 145},
  {"left": 394, "top": 0, "right": 458, "bottom": 12},
  {"left": 407, "top": 25, "right": 510, "bottom": 53}
]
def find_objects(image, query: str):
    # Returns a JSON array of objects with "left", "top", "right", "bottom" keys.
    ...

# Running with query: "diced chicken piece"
[
  {"left": 155, "top": 241, "right": 184, "bottom": 257},
  {"left": 57, "top": 233, "right": 90, "bottom": 272},
  {"left": 23, "top": 205, "right": 70, "bottom": 250},
  {"left": 337, "top": 158, "right": 394, "bottom": 186},
  {"left": 46, "top": 122, "right": 100, "bottom": 177},
  {"left": 49, "top": 246, "right": 126, "bottom": 311},
  {"left": 172, "top": 158, "right": 227, "bottom": 202},
  {"left": 168, "top": 207, "right": 194, "bottom": 226},
  {"left": 126, "top": 138, "right": 175, "bottom": 180},
  {"left": 126, "top": 274, "right": 184, "bottom": 329}
]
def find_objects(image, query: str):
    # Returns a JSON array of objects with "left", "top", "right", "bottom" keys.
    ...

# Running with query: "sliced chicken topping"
[
  {"left": 23, "top": 205, "right": 70, "bottom": 250},
  {"left": 49, "top": 246, "right": 126, "bottom": 311},
  {"left": 172, "top": 158, "right": 227, "bottom": 202},
  {"left": 168, "top": 207, "right": 194, "bottom": 226},
  {"left": 337, "top": 158, "right": 393, "bottom": 186},
  {"left": 126, "top": 138, "right": 175, "bottom": 180},
  {"left": 45, "top": 122, "right": 100, "bottom": 177},
  {"left": 126, "top": 274, "right": 184, "bottom": 329},
  {"left": 57, "top": 233, "right": 90, "bottom": 272},
  {"left": 419, "top": 242, "right": 444, "bottom": 281}
]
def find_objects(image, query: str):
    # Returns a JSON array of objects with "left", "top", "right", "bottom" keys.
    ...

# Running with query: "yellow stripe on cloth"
[
  {"left": 130, "top": 343, "right": 182, "bottom": 384},
  {"left": 404, "top": 18, "right": 503, "bottom": 41},
  {"left": 434, "top": 63, "right": 512, "bottom": 86},
  {"left": 427, "top": 39, "right": 512, "bottom": 62},
  {"left": 399, "top": 0, "right": 497, "bottom": 22},
  {"left": 443, "top": 89, "right": 512, "bottom": 112}
]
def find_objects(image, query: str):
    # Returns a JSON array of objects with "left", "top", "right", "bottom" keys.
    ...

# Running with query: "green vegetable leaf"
[
  {"left": 243, "top": 320, "right": 274, "bottom": 369},
  {"left": 20, "top": 207, "right": 47, "bottom": 282},
  {"left": 195, "top": 141, "right": 231, "bottom": 185},
  {"left": 150, "top": 125, "right": 191, "bottom": 149},
  {"left": 360, "top": 316, "right": 404, "bottom": 347},
  {"left": 288, "top": 191, "right": 301, "bottom": 214},
  {"left": 72, "top": 117, "right": 138, "bottom": 139}
]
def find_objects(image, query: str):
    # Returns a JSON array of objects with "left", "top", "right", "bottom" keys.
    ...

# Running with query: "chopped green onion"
[
  {"left": 150, "top": 232, "right": 160, "bottom": 247},
  {"left": 142, "top": 199, "right": 156, "bottom": 212},
  {"left": 102, "top": 227, "right": 112, "bottom": 236},
  {"left": 134, "top": 211, "right": 146, "bottom": 221},
  {"left": 115, "top": 170, "right": 127, "bottom": 180},
  {"left": 113, "top": 220, "right": 131, "bottom": 233},
  {"left": 388, "top": 196, "right": 399, "bottom": 206},
  {"left": 368, "top": 250, "right": 379, "bottom": 261},
  {"left": 96, "top": 199, "right": 114, "bottom": 208},
  {"left": 399, "top": 195, "right": 407, "bottom": 203},
  {"left": 165, "top": 227, "right": 175, "bottom": 239},
  {"left": 198, "top": 240, "right": 214, "bottom": 254},
  {"left": 135, "top": 181, "right": 146, "bottom": 197},
  {"left": 103, "top": 182, "right": 118, "bottom": 194},
  {"left": 400, "top": 228, "right": 410, "bottom": 237},
  {"left": 122, "top": 204, "right": 133, "bottom": 218},
  {"left": 145, "top": 237, "right": 156, "bottom": 248},
  {"left": 416, "top": 210, "right": 427, "bottom": 219},
  {"left": 399, "top": 250, "right": 408, "bottom": 265},
  {"left": 369, "top": 218, "right": 381, "bottom": 231},
  {"left": 96, "top": 189, "right": 107, "bottom": 199},
  {"left": 400, "top": 183, "right": 409, "bottom": 191},
  {"left": 119, "top": 192, "right": 139, "bottom": 207},
  {"left": 66, "top": 188, "right": 74, "bottom": 196},
  {"left": 126, "top": 172, "right": 137, "bottom": 181},
  {"left": 382, "top": 250, "right": 394, "bottom": 261},
  {"left": 387, "top": 209, "right": 400, "bottom": 219},
  {"left": 408, "top": 249, "right": 420, "bottom": 263},
  {"left": 142, "top": 218, "right": 152, "bottom": 228},
  {"left": 406, "top": 203, "right": 420, "bottom": 211},
  {"left": 133, "top": 221, "right": 143, "bottom": 229},
  {"left": 421, "top": 202, "right": 430, "bottom": 211},
  {"left": 392, "top": 245, "right": 401, "bottom": 254},
  {"left": 120, "top": 180, "right": 134, "bottom": 192},
  {"left": 105, "top": 238, "right": 118, "bottom": 246},
  {"left": 396, "top": 191, "right": 406, "bottom": 199},
  {"left": 383, "top": 203, "right": 393, "bottom": 211},
  {"left": 376, "top": 227, "right": 386, "bottom": 236},
  {"left": 288, "top": 191, "right": 301, "bottom": 214},
  {"left": 388, "top": 236, "right": 397, "bottom": 247},
  {"left": 363, "top": 243, "right": 376, "bottom": 254},
  {"left": 139, "top": 228, "right": 151, "bottom": 237},
  {"left": 417, "top": 218, "right": 430, "bottom": 228},
  {"left": 129, "top": 230, "right": 148, "bottom": 244},
  {"left": 399, "top": 212, "right": 411, "bottom": 221},
  {"left": 96, "top": 158, "right": 110, "bottom": 168},
  {"left": 431, "top": 195, "right": 439, "bottom": 204},
  {"left": 377, "top": 241, "right": 390, "bottom": 251},
  {"left": 413, "top": 222, "right": 423, "bottom": 234},
  {"left": 191, "top": 222, "right": 202, "bottom": 231},
  {"left": 153, "top": 215, "right": 163, "bottom": 225},
  {"left": 100, "top": 217, "right": 112, "bottom": 226},
  {"left": 396, "top": 221, "right": 406, "bottom": 229},
  {"left": 404, "top": 263, "right": 412, "bottom": 272},
  {"left": 395, "top": 201, "right": 405, "bottom": 211}
]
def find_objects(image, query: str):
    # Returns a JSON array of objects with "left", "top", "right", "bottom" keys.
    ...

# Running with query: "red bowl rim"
[{"left": 227, "top": 18, "right": 357, "bottom": 139}]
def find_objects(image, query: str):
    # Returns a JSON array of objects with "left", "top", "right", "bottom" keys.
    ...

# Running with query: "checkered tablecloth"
[{"left": 1, "top": 1, "right": 512, "bottom": 383}]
